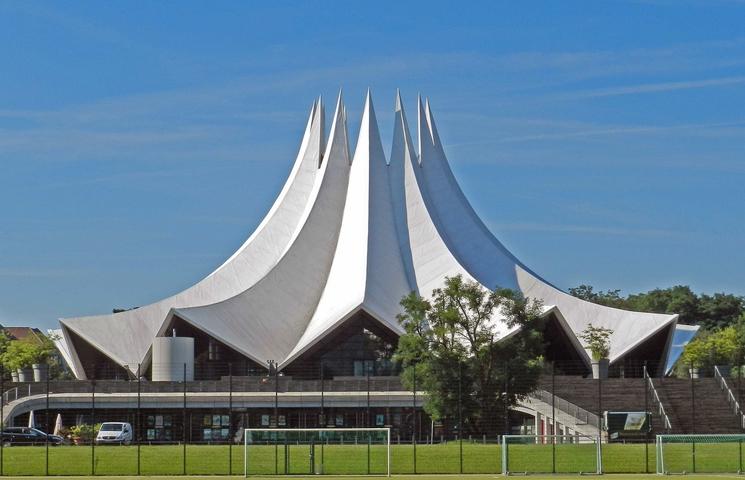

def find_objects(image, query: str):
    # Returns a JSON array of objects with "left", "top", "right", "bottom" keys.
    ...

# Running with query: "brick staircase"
[
  {"left": 542, "top": 376, "right": 743, "bottom": 434},
  {"left": 653, "top": 377, "right": 743, "bottom": 434}
]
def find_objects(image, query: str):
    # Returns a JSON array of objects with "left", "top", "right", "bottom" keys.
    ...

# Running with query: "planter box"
[
  {"left": 17, "top": 367, "right": 33, "bottom": 382},
  {"left": 591, "top": 359, "right": 609, "bottom": 379},
  {"left": 32, "top": 363, "right": 48, "bottom": 382}
]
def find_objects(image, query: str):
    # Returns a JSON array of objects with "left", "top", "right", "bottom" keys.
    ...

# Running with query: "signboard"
[{"left": 604, "top": 411, "right": 651, "bottom": 440}]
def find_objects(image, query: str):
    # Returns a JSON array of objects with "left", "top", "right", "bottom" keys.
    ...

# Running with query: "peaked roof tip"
[
  {"left": 334, "top": 88, "right": 344, "bottom": 111},
  {"left": 395, "top": 89, "right": 403, "bottom": 112},
  {"left": 361, "top": 88, "right": 378, "bottom": 124},
  {"left": 416, "top": 93, "right": 433, "bottom": 159},
  {"left": 424, "top": 97, "right": 443, "bottom": 148}
]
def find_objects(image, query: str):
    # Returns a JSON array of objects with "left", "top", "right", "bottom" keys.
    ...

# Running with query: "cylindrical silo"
[{"left": 151, "top": 337, "right": 194, "bottom": 381}]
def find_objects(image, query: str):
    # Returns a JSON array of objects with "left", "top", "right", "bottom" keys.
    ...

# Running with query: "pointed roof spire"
[
  {"left": 417, "top": 94, "right": 435, "bottom": 164},
  {"left": 393, "top": 90, "right": 413, "bottom": 155},
  {"left": 322, "top": 89, "right": 349, "bottom": 166},
  {"left": 363, "top": 87, "right": 376, "bottom": 126},
  {"left": 316, "top": 96, "right": 325, "bottom": 167},
  {"left": 355, "top": 88, "right": 384, "bottom": 165},
  {"left": 424, "top": 98, "right": 443, "bottom": 150}
]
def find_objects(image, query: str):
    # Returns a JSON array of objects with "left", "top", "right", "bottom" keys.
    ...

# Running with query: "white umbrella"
[
  {"left": 53, "top": 413, "right": 63, "bottom": 436},
  {"left": 27, "top": 410, "right": 35, "bottom": 428}
]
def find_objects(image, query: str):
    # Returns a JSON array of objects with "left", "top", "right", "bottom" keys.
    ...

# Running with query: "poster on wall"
[
  {"left": 261, "top": 414, "right": 270, "bottom": 426},
  {"left": 375, "top": 414, "right": 385, "bottom": 426}
]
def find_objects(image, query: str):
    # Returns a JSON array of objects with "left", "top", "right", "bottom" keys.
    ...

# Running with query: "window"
[
  {"left": 145, "top": 415, "right": 173, "bottom": 441},
  {"left": 202, "top": 414, "right": 230, "bottom": 441},
  {"left": 353, "top": 360, "right": 374, "bottom": 377},
  {"left": 208, "top": 338, "right": 222, "bottom": 361}
]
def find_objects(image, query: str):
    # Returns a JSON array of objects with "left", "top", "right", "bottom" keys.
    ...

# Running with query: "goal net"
[
  {"left": 501, "top": 434, "right": 602, "bottom": 474},
  {"left": 656, "top": 434, "right": 745, "bottom": 474},
  {"left": 244, "top": 428, "right": 390, "bottom": 476}
]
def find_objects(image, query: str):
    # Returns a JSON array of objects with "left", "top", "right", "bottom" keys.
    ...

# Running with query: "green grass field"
[
  {"left": 0, "top": 442, "right": 742, "bottom": 476},
  {"left": 0, "top": 476, "right": 744, "bottom": 480}
]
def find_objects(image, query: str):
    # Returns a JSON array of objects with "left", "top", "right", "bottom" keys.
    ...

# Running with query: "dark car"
[{"left": 1, "top": 427, "right": 64, "bottom": 446}]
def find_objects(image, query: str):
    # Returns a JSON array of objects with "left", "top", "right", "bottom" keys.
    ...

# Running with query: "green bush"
[{"left": 69, "top": 423, "right": 102, "bottom": 443}]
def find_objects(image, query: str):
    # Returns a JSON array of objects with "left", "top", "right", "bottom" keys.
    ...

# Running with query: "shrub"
[{"left": 579, "top": 324, "right": 613, "bottom": 360}]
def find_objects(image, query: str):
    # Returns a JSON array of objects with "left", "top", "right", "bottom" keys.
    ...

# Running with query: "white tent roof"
[{"left": 57, "top": 91, "right": 678, "bottom": 378}]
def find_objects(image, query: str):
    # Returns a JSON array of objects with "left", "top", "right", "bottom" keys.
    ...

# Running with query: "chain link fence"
[{"left": 0, "top": 359, "right": 742, "bottom": 475}]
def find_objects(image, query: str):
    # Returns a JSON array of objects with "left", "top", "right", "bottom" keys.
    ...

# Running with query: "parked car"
[
  {"left": 95, "top": 422, "right": 133, "bottom": 445},
  {"left": 1, "top": 427, "right": 64, "bottom": 446}
]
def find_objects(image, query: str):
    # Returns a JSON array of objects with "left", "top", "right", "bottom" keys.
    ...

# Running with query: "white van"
[{"left": 95, "top": 422, "right": 133, "bottom": 445}]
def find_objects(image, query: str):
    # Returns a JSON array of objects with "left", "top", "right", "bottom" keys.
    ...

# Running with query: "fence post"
[
  {"left": 45, "top": 368, "right": 49, "bottom": 476},
  {"left": 458, "top": 361, "right": 463, "bottom": 474},
  {"left": 739, "top": 349, "right": 743, "bottom": 433},
  {"left": 91, "top": 372, "right": 95, "bottom": 476},
  {"left": 690, "top": 362, "right": 696, "bottom": 473},
  {"left": 320, "top": 360, "right": 325, "bottom": 473},
  {"left": 367, "top": 363, "right": 371, "bottom": 474},
  {"left": 413, "top": 364, "right": 417, "bottom": 474},
  {"left": 504, "top": 363, "right": 510, "bottom": 436},
  {"left": 320, "top": 361, "right": 325, "bottom": 427},
  {"left": 644, "top": 362, "right": 649, "bottom": 473},
  {"left": 183, "top": 362, "right": 187, "bottom": 476},
  {"left": 1, "top": 364, "right": 4, "bottom": 477},
  {"left": 551, "top": 361, "right": 556, "bottom": 474},
  {"left": 271, "top": 360, "right": 278, "bottom": 475},
  {"left": 229, "top": 362, "right": 233, "bottom": 475},
  {"left": 273, "top": 361, "right": 278, "bottom": 427},
  {"left": 137, "top": 364, "right": 141, "bottom": 476},
  {"left": 597, "top": 368, "right": 602, "bottom": 462}
]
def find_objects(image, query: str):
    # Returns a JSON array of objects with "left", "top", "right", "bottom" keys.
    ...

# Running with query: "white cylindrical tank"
[{"left": 152, "top": 337, "right": 194, "bottom": 381}]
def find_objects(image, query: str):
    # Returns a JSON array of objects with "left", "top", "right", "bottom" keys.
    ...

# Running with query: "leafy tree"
[
  {"left": 1, "top": 335, "right": 58, "bottom": 371},
  {"left": 698, "top": 293, "right": 745, "bottom": 331},
  {"left": 568, "top": 285, "right": 626, "bottom": 309},
  {"left": 680, "top": 333, "right": 711, "bottom": 369},
  {"left": 395, "top": 275, "right": 545, "bottom": 434},
  {"left": 579, "top": 324, "right": 613, "bottom": 360},
  {"left": 0, "top": 329, "right": 11, "bottom": 360},
  {"left": 570, "top": 284, "right": 745, "bottom": 331},
  {"left": 681, "top": 326, "right": 738, "bottom": 371},
  {"left": 626, "top": 286, "right": 700, "bottom": 325}
]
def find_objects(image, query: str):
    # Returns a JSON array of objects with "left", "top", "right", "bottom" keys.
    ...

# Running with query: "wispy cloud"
[
  {"left": 562, "top": 76, "right": 745, "bottom": 99},
  {"left": 0, "top": 267, "right": 83, "bottom": 278},
  {"left": 446, "top": 119, "right": 745, "bottom": 147},
  {"left": 493, "top": 222, "right": 682, "bottom": 238}
]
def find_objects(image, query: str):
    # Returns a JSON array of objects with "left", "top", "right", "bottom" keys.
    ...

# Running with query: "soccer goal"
[
  {"left": 244, "top": 428, "right": 390, "bottom": 476},
  {"left": 656, "top": 434, "right": 745, "bottom": 474},
  {"left": 501, "top": 434, "right": 602, "bottom": 475}
]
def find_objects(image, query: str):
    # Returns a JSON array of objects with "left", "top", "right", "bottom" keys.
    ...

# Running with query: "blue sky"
[{"left": 1, "top": 1, "right": 744, "bottom": 330}]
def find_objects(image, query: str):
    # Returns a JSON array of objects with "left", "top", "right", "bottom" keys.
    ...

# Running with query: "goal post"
[
  {"left": 656, "top": 434, "right": 745, "bottom": 474},
  {"left": 244, "top": 428, "right": 391, "bottom": 477},
  {"left": 501, "top": 434, "right": 602, "bottom": 475}
]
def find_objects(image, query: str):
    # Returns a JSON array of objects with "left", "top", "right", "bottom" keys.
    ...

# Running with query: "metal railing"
[
  {"left": 713, "top": 365, "right": 745, "bottom": 429},
  {"left": 2, "top": 383, "right": 36, "bottom": 406},
  {"left": 644, "top": 368, "right": 672, "bottom": 431},
  {"left": 531, "top": 388, "right": 600, "bottom": 428}
]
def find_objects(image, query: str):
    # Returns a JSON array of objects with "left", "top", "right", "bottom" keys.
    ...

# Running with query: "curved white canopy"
[{"left": 58, "top": 91, "right": 678, "bottom": 378}]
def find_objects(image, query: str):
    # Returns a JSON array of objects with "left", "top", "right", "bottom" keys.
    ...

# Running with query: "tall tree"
[
  {"left": 395, "top": 275, "right": 545, "bottom": 434},
  {"left": 568, "top": 285, "right": 627, "bottom": 308},
  {"left": 570, "top": 284, "right": 745, "bottom": 331},
  {"left": 626, "top": 285, "right": 700, "bottom": 325},
  {"left": 698, "top": 293, "right": 745, "bottom": 330}
]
